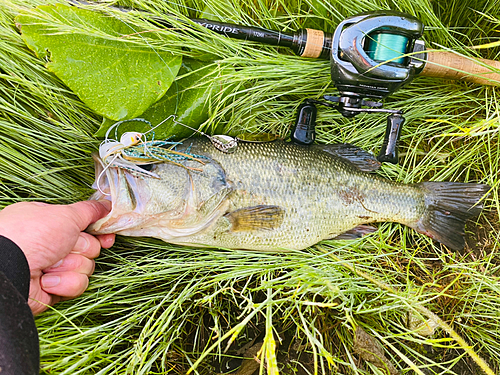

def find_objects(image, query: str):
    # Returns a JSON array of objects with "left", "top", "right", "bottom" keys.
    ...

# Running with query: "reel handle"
[{"left": 420, "top": 51, "right": 500, "bottom": 86}]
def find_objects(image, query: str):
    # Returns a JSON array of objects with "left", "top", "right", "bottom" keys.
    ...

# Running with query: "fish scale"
[{"left": 88, "top": 138, "right": 488, "bottom": 251}]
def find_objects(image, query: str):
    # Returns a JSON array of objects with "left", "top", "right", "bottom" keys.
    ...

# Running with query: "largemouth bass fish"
[{"left": 88, "top": 139, "right": 489, "bottom": 251}]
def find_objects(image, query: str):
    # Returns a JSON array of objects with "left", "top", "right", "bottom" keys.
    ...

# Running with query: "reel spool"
[{"left": 366, "top": 31, "right": 411, "bottom": 65}]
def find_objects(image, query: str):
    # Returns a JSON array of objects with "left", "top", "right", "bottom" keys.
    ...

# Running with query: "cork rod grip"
[{"left": 420, "top": 51, "right": 500, "bottom": 86}]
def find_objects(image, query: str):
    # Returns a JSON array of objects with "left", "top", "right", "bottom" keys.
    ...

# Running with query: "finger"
[
  {"left": 28, "top": 278, "right": 61, "bottom": 316},
  {"left": 28, "top": 295, "right": 61, "bottom": 316},
  {"left": 97, "top": 233, "right": 116, "bottom": 249},
  {"left": 71, "top": 232, "right": 102, "bottom": 258},
  {"left": 43, "top": 254, "right": 95, "bottom": 276},
  {"left": 30, "top": 202, "right": 50, "bottom": 207},
  {"left": 67, "top": 200, "right": 112, "bottom": 231},
  {"left": 40, "top": 271, "right": 89, "bottom": 299}
]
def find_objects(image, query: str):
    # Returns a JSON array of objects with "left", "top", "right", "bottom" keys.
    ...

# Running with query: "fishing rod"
[
  {"left": 159, "top": 10, "right": 499, "bottom": 163},
  {"left": 71, "top": 2, "right": 500, "bottom": 163}
]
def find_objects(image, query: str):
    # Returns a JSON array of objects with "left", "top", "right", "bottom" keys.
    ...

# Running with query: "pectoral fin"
[{"left": 225, "top": 205, "right": 285, "bottom": 232}]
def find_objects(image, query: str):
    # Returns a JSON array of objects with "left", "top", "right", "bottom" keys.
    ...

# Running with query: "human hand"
[{"left": 0, "top": 200, "right": 115, "bottom": 315}]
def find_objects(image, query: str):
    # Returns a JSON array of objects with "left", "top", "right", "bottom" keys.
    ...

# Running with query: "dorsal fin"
[{"left": 316, "top": 143, "right": 381, "bottom": 172}]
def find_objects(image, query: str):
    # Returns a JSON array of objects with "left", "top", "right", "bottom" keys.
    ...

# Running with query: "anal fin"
[
  {"left": 330, "top": 225, "right": 377, "bottom": 240},
  {"left": 225, "top": 205, "right": 285, "bottom": 232}
]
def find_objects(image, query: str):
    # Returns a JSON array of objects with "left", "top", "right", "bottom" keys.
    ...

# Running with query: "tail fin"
[{"left": 411, "top": 182, "right": 490, "bottom": 250}]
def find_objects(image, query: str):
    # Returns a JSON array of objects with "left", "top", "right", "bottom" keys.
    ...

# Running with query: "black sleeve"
[
  {"left": 0, "top": 236, "right": 30, "bottom": 299},
  {"left": 0, "top": 236, "right": 40, "bottom": 375}
]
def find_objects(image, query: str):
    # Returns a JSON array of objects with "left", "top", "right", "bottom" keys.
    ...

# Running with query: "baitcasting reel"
[{"left": 292, "top": 11, "right": 426, "bottom": 163}]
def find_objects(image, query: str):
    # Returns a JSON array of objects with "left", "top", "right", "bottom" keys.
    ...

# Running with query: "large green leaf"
[
  {"left": 15, "top": 4, "right": 182, "bottom": 121},
  {"left": 96, "top": 59, "right": 235, "bottom": 139}
]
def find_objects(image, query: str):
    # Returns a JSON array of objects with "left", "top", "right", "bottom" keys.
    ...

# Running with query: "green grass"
[{"left": 1, "top": 0, "right": 500, "bottom": 374}]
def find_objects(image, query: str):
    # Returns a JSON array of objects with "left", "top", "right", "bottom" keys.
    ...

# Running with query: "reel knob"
[
  {"left": 377, "top": 113, "right": 405, "bottom": 164},
  {"left": 291, "top": 100, "right": 317, "bottom": 145}
]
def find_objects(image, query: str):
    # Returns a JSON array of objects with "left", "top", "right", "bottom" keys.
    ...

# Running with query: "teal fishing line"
[{"left": 366, "top": 33, "right": 408, "bottom": 65}]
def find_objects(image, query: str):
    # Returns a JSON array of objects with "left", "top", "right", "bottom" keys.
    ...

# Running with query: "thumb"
[{"left": 67, "top": 200, "right": 112, "bottom": 231}]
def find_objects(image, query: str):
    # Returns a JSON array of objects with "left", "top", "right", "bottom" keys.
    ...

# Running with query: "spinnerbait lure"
[{"left": 96, "top": 117, "right": 206, "bottom": 194}]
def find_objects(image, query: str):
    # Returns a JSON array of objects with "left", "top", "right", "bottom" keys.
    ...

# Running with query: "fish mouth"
[
  {"left": 87, "top": 153, "right": 152, "bottom": 235},
  {"left": 87, "top": 151, "right": 233, "bottom": 242}
]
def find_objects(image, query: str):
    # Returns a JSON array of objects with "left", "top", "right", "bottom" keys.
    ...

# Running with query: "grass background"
[{"left": 1, "top": 0, "right": 499, "bottom": 374}]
